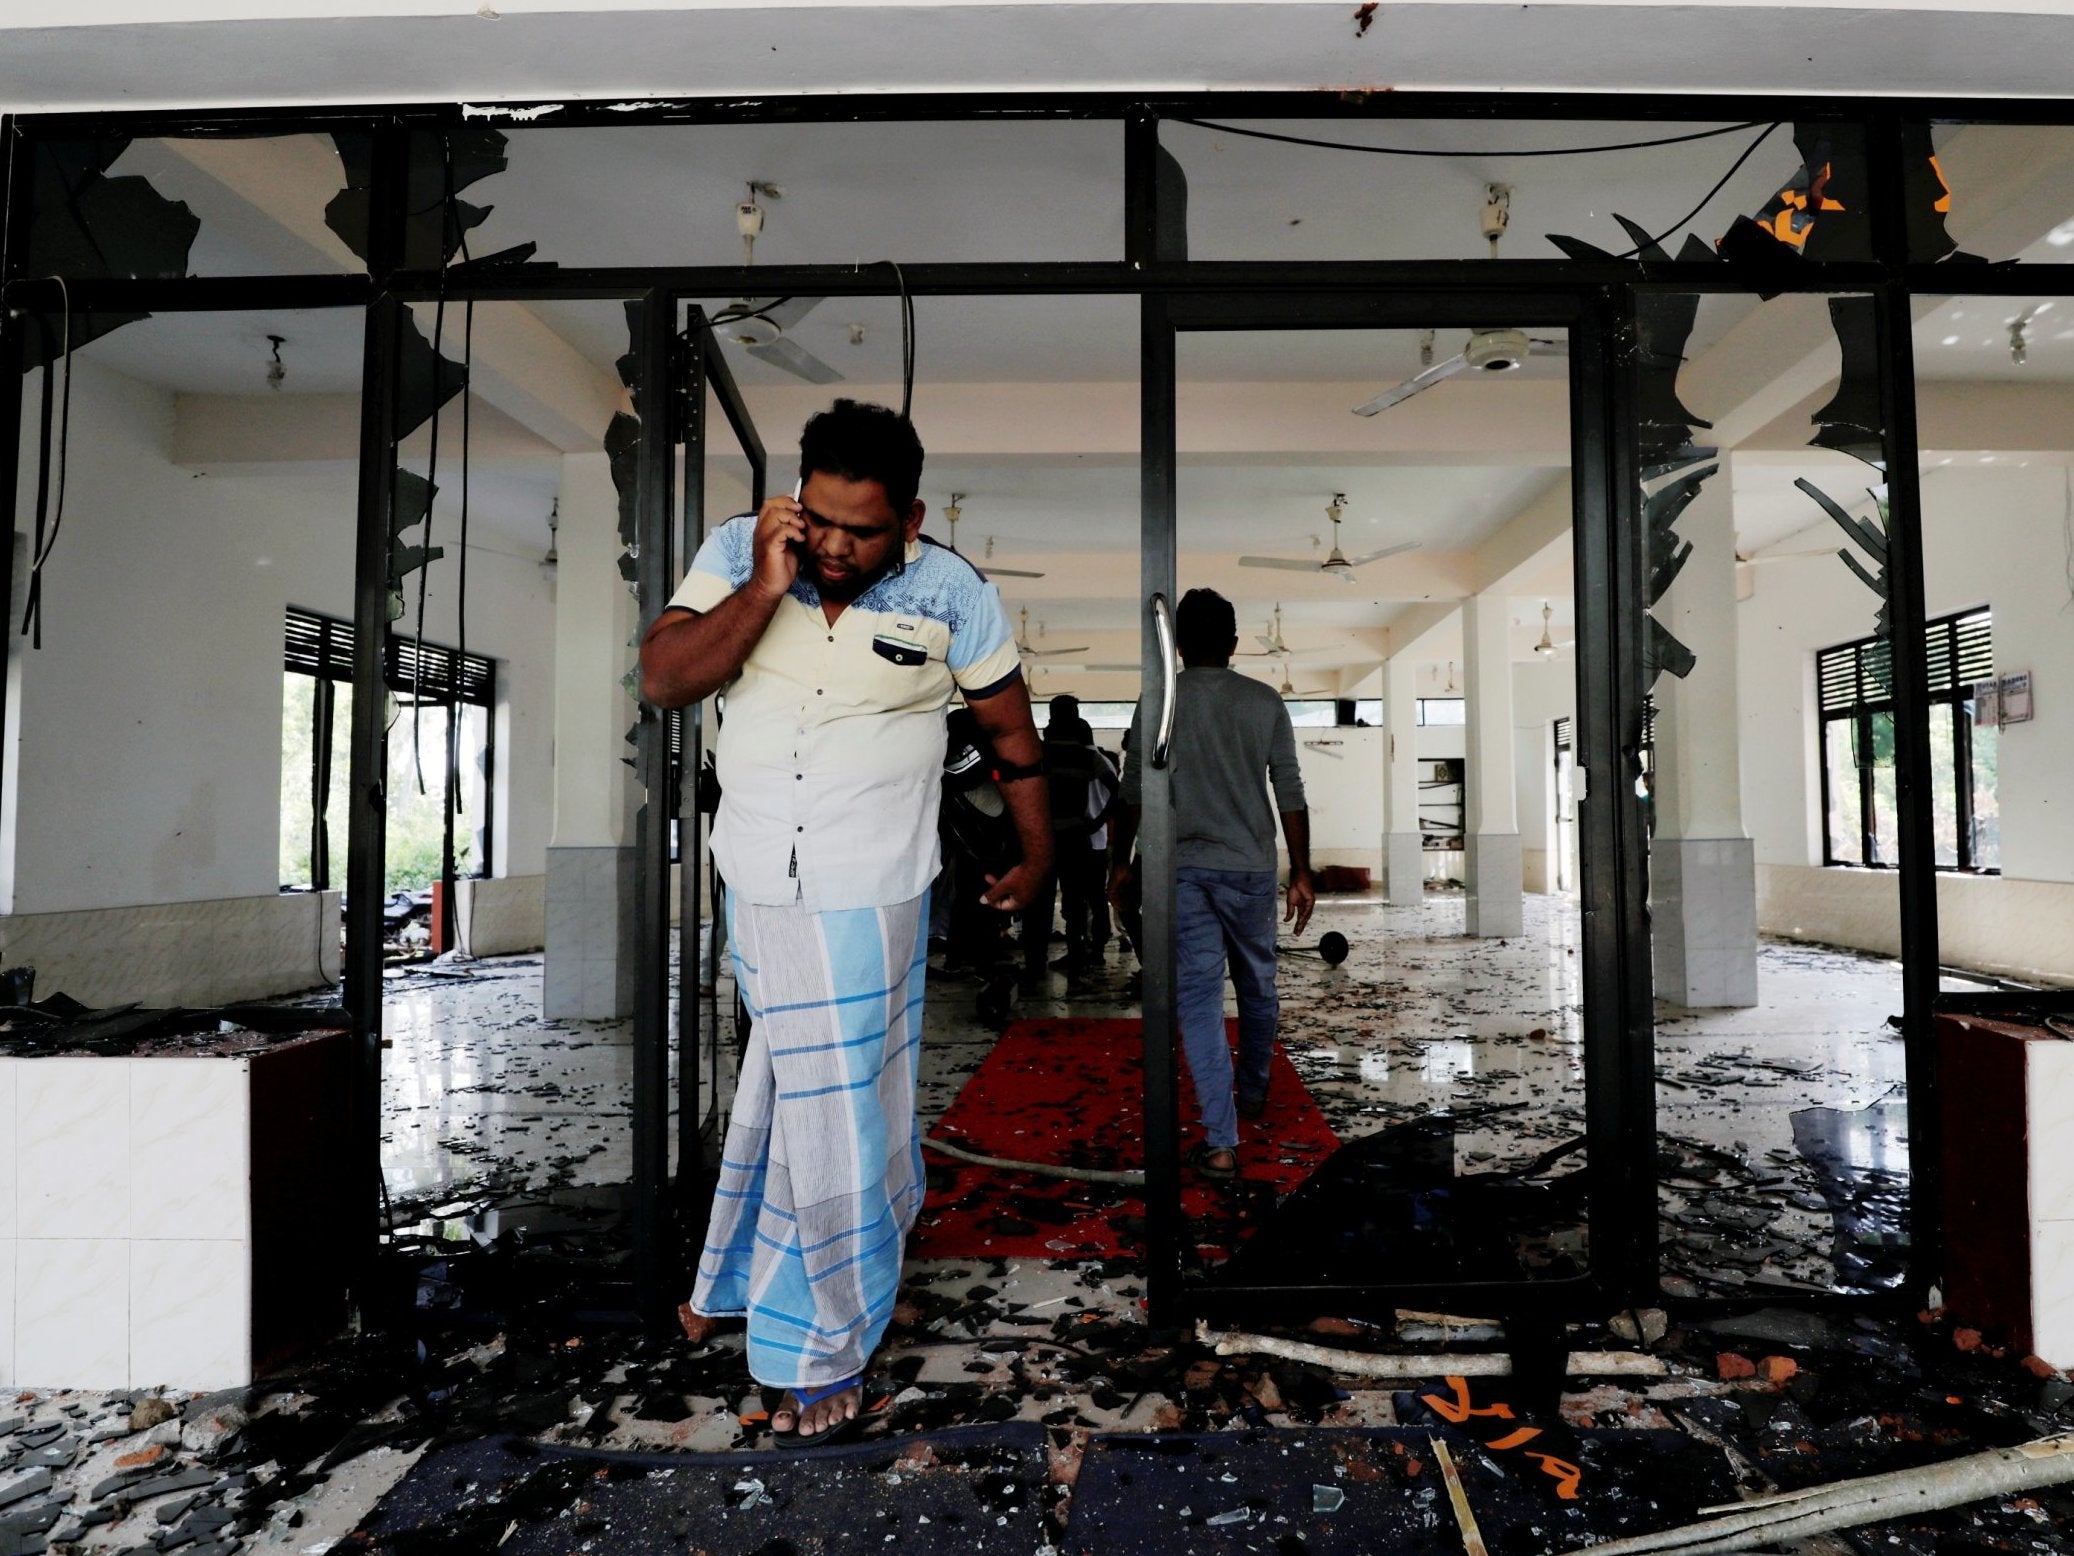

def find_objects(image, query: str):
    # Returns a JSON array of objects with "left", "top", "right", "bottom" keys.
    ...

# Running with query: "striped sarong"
[{"left": 692, "top": 889, "right": 929, "bottom": 1388}]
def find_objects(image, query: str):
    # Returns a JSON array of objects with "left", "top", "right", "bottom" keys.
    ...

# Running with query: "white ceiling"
[{"left": 19, "top": 3, "right": 2074, "bottom": 113}]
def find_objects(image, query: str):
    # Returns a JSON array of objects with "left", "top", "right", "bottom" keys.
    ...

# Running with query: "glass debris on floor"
[{"left": 7, "top": 896, "right": 2069, "bottom": 1551}]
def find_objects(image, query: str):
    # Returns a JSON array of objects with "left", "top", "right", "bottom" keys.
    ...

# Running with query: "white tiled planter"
[
  {"left": 0, "top": 1029, "right": 353, "bottom": 1391},
  {"left": 1940, "top": 1012, "right": 2074, "bottom": 1369}
]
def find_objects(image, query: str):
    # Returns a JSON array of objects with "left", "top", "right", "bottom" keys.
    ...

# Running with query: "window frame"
[
  {"left": 1817, "top": 606, "right": 1994, "bottom": 874},
  {"left": 282, "top": 606, "right": 497, "bottom": 890}
]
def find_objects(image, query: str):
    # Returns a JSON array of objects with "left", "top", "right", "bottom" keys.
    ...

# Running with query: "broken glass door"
[{"left": 1144, "top": 290, "right": 1614, "bottom": 1317}]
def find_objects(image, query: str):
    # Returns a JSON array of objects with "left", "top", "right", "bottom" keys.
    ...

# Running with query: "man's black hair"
[
  {"left": 1175, "top": 588, "right": 1238, "bottom": 665},
  {"left": 798, "top": 398, "right": 925, "bottom": 516}
]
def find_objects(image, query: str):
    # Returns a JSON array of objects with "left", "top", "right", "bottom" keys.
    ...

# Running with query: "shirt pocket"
[
  {"left": 849, "top": 621, "right": 951, "bottom": 714},
  {"left": 871, "top": 632, "right": 930, "bottom": 668}
]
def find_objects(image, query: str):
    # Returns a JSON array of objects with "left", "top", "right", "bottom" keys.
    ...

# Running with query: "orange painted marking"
[
  {"left": 1485, "top": 1426, "right": 1544, "bottom": 1451},
  {"left": 1419, "top": 1375, "right": 1517, "bottom": 1424},
  {"left": 1529, "top": 1453, "right": 1584, "bottom": 1500}
]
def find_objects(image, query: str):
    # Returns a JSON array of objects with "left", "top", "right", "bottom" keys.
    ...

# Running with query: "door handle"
[{"left": 1151, "top": 592, "right": 1178, "bottom": 770}]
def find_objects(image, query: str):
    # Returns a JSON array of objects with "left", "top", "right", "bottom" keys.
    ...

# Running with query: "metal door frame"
[{"left": 1140, "top": 286, "right": 1645, "bottom": 1326}]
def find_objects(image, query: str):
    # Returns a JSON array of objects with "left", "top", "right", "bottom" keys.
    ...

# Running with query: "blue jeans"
[{"left": 1175, "top": 866, "right": 1279, "bottom": 1150}]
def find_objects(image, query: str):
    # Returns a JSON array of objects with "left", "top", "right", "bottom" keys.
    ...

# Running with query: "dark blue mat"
[
  {"left": 1067, "top": 1425, "right": 1738, "bottom": 1555},
  {"left": 341, "top": 1422, "right": 1050, "bottom": 1556}
]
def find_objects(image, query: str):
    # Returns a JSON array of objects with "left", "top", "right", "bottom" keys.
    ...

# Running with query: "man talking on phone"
[{"left": 640, "top": 399, "right": 1051, "bottom": 1447}]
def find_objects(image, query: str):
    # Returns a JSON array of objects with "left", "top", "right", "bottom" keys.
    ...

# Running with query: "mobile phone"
[{"left": 788, "top": 479, "right": 805, "bottom": 553}]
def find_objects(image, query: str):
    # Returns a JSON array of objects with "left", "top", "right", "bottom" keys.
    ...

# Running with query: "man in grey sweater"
[{"left": 1110, "top": 588, "right": 1314, "bottom": 1180}]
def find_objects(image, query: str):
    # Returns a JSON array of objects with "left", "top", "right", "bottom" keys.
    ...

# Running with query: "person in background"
[
  {"left": 1020, "top": 696, "right": 1114, "bottom": 985},
  {"left": 1108, "top": 588, "right": 1313, "bottom": 1180}
]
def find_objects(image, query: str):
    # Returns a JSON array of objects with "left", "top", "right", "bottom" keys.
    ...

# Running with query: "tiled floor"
[
  {"left": 7, "top": 897, "right": 2065, "bottom": 1556},
  {"left": 374, "top": 888, "right": 1966, "bottom": 1296}
]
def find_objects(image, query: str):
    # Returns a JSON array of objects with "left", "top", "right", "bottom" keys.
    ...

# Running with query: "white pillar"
[
  {"left": 1649, "top": 460, "right": 1757, "bottom": 1007},
  {"left": 543, "top": 451, "right": 643, "bottom": 1018},
  {"left": 1462, "top": 591, "right": 1523, "bottom": 937},
  {"left": 1383, "top": 652, "right": 1424, "bottom": 904}
]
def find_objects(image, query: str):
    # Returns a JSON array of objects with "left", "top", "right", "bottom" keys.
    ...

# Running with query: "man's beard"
[{"left": 815, "top": 555, "right": 892, "bottom": 603}]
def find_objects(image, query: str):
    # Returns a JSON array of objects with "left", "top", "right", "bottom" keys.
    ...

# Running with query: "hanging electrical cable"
[
  {"left": 448, "top": 247, "right": 478, "bottom": 956},
  {"left": 1172, "top": 116, "right": 1770, "bottom": 160},
  {"left": 1608, "top": 121, "right": 1780, "bottom": 259},
  {"left": 19, "top": 277, "right": 74, "bottom": 650},
  {"left": 880, "top": 259, "right": 916, "bottom": 419}
]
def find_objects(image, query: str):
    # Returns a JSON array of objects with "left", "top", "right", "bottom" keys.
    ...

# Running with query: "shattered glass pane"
[
  {"left": 1913, "top": 293, "right": 2049, "bottom": 883},
  {"left": 1909, "top": 121, "right": 2074, "bottom": 264},
  {"left": 1646, "top": 293, "right": 1906, "bottom": 1298},
  {"left": 1167, "top": 117, "right": 1862, "bottom": 264},
  {"left": 98, "top": 134, "right": 367, "bottom": 277},
  {"left": 467, "top": 119, "right": 1124, "bottom": 272}
]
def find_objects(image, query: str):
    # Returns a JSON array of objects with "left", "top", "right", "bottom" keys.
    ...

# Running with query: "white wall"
[
  {"left": 1737, "top": 463, "right": 2074, "bottom": 975},
  {"left": 1288, "top": 724, "right": 1382, "bottom": 873},
  {"left": 1511, "top": 656, "right": 1576, "bottom": 890},
  {"left": 4, "top": 356, "right": 555, "bottom": 922}
]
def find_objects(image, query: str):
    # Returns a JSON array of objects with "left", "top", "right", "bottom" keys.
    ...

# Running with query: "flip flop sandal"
[
  {"left": 1190, "top": 1142, "right": 1238, "bottom": 1180},
  {"left": 774, "top": 1377, "right": 865, "bottom": 1451}
]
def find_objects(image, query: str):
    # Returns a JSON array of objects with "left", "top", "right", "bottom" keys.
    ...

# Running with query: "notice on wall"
[
  {"left": 2001, "top": 670, "right": 2034, "bottom": 725},
  {"left": 1975, "top": 680, "right": 2000, "bottom": 729}
]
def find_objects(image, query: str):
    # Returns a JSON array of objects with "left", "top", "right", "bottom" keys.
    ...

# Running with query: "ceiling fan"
[
  {"left": 943, "top": 495, "right": 1043, "bottom": 579},
  {"left": 1267, "top": 658, "right": 1332, "bottom": 697},
  {"left": 1351, "top": 327, "right": 1567, "bottom": 417},
  {"left": 1349, "top": 193, "right": 1565, "bottom": 417},
  {"left": 1239, "top": 495, "right": 1418, "bottom": 582},
  {"left": 1016, "top": 607, "right": 1087, "bottom": 661},
  {"left": 1237, "top": 603, "right": 1293, "bottom": 657},
  {"left": 710, "top": 183, "right": 842, "bottom": 385}
]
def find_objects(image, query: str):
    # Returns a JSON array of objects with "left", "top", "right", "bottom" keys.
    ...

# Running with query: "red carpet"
[{"left": 911, "top": 1017, "right": 1340, "bottom": 1261}]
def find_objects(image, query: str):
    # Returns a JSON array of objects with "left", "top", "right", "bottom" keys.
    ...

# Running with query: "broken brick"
[{"left": 1717, "top": 1352, "right": 1757, "bottom": 1380}]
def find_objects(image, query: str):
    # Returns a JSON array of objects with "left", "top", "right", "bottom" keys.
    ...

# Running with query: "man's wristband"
[{"left": 990, "top": 760, "right": 1045, "bottom": 783}]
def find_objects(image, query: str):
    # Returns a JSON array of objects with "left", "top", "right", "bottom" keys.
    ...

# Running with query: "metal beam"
[
  {"left": 1584, "top": 283, "right": 1657, "bottom": 1303},
  {"left": 343, "top": 123, "right": 409, "bottom": 1302},
  {"left": 1870, "top": 112, "right": 1945, "bottom": 1306},
  {"left": 630, "top": 288, "right": 679, "bottom": 1332},
  {"left": 0, "top": 117, "right": 25, "bottom": 840},
  {"left": 24, "top": 87, "right": 2074, "bottom": 144},
  {"left": 676, "top": 316, "right": 708, "bottom": 1197},
  {"left": 1136, "top": 296, "right": 1182, "bottom": 1328}
]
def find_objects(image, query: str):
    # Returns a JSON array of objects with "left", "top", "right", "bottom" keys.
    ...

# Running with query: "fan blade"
[
  {"left": 1351, "top": 354, "right": 1468, "bottom": 417},
  {"left": 986, "top": 566, "right": 1047, "bottom": 579},
  {"left": 1255, "top": 633, "right": 1279, "bottom": 651},
  {"left": 1027, "top": 645, "right": 1091, "bottom": 658},
  {"left": 747, "top": 335, "right": 844, "bottom": 385},
  {"left": 744, "top": 295, "right": 824, "bottom": 333},
  {"left": 1344, "top": 540, "right": 1421, "bottom": 567},
  {"left": 1238, "top": 556, "right": 1327, "bottom": 572},
  {"left": 1083, "top": 663, "right": 1140, "bottom": 673},
  {"left": 1527, "top": 338, "right": 1569, "bottom": 357}
]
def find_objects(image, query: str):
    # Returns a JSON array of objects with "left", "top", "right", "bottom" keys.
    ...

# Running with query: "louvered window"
[
  {"left": 1817, "top": 607, "right": 1997, "bottom": 873},
  {"left": 280, "top": 608, "right": 496, "bottom": 892}
]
